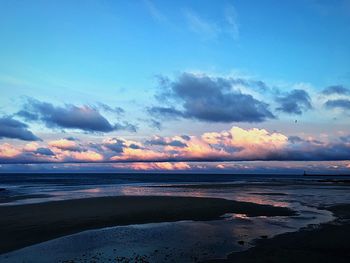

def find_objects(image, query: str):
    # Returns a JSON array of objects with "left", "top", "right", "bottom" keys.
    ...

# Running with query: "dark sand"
[
  {"left": 150, "top": 183, "right": 251, "bottom": 188},
  {"left": 0, "top": 195, "right": 295, "bottom": 254},
  {"left": 249, "top": 192, "right": 288, "bottom": 196},
  {"left": 0, "top": 194, "right": 52, "bottom": 203},
  {"left": 149, "top": 182, "right": 300, "bottom": 189},
  {"left": 206, "top": 204, "right": 350, "bottom": 263}
]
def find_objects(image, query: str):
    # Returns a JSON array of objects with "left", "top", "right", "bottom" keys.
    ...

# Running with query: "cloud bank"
[{"left": 1, "top": 126, "right": 349, "bottom": 165}]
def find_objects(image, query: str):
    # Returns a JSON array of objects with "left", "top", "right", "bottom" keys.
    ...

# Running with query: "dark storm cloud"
[
  {"left": 146, "top": 137, "right": 187, "bottom": 147},
  {"left": 0, "top": 116, "right": 40, "bottom": 141},
  {"left": 276, "top": 89, "right": 312, "bottom": 115},
  {"left": 324, "top": 99, "right": 350, "bottom": 110},
  {"left": 322, "top": 85, "right": 350, "bottom": 96},
  {"left": 18, "top": 98, "right": 136, "bottom": 133},
  {"left": 150, "top": 73, "right": 275, "bottom": 123}
]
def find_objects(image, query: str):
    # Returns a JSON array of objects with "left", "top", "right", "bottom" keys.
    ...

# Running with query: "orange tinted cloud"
[
  {"left": 111, "top": 147, "right": 166, "bottom": 161},
  {"left": 23, "top": 142, "right": 39, "bottom": 152},
  {"left": 0, "top": 143, "right": 21, "bottom": 158},
  {"left": 70, "top": 150, "right": 104, "bottom": 162},
  {"left": 201, "top": 126, "right": 288, "bottom": 160},
  {"left": 130, "top": 162, "right": 190, "bottom": 170},
  {"left": 1, "top": 125, "right": 349, "bottom": 166},
  {"left": 48, "top": 139, "right": 79, "bottom": 151}
]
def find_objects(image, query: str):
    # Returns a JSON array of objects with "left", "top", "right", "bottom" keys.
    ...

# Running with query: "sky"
[{"left": 0, "top": 0, "right": 350, "bottom": 173}]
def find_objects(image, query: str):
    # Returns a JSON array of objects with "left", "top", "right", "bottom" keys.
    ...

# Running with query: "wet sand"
[
  {"left": 207, "top": 204, "right": 350, "bottom": 263},
  {"left": 0, "top": 194, "right": 52, "bottom": 203},
  {"left": 0, "top": 195, "right": 295, "bottom": 254}
]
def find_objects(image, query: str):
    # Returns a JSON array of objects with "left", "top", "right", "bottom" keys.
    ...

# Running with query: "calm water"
[{"left": 1, "top": 173, "right": 350, "bottom": 262}]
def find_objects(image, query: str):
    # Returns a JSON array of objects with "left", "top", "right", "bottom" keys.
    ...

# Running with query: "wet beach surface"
[
  {"left": 0, "top": 173, "right": 349, "bottom": 262},
  {"left": 206, "top": 204, "right": 350, "bottom": 263}
]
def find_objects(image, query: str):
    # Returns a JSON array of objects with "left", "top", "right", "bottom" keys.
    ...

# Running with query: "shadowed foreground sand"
[
  {"left": 0, "top": 195, "right": 295, "bottom": 254},
  {"left": 206, "top": 204, "right": 350, "bottom": 263}
]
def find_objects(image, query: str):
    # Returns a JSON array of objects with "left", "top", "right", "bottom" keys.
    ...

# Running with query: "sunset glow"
[{"left": 0, "top": 0, "right": 349, "bottom": 173}]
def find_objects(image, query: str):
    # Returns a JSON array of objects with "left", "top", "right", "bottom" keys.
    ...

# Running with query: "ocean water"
[{"left": 1, "top": 173, "right": 350, "bottom": 262}]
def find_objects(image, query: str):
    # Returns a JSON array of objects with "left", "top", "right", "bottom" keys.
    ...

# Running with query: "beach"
[
  {"left": 208, "top": 204, "right": 350, "bottom": 263},
  {"left": 1, "top": 173, "right": 350, "bottom": 262},
  {"left": 0, "top": 195, "right": 295, "bottom": 254}
]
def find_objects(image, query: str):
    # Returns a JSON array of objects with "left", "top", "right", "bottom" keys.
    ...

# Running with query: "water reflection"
[{"left": 0, "top": 179, "right": 346, "bottom": 262}]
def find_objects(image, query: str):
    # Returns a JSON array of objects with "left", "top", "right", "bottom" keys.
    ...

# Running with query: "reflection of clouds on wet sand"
[
  {"left": 0, "top": 178, "right": 344, "bottom": 263},
  {"left": 233, "top": 193, "right": 291, "bottom": 208}
]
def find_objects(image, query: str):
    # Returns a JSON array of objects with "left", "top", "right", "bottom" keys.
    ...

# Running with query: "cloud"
[
  {"left": 0, "top": 116, "right": 40, "bottom": 141},
  {"left": 276, "top": 89, "right": 312, "bottom": 114},
  {"left": 181, "top": 135, "right": 191, "bottom": 141},
  {"left": 103, "top": 138, "right": 126, "bottom": 153},
  {"left": 288, "top": 136, "right": 305, "bottom": 144},
  {"left": 110, "top": 147, "right": 166, "bottom": 162},
  {"left": 322, "top": 85, "right": 350, "bottom": 95},
  {"left": 224, "top": 4, "right": 239, "bottom": 40},
  {"left": 101, "top": 128, "right": 350, "bottom": 162},
  {"left": 148, "top": 106, "right": 185, "bottom": 119},
  {"left": 340, "top": 135, "right": 350, "bottom": 143},
  {"left": 0, "top": 143, "right": 21, "bottom": 158},
  {"left": 103, "top": 138, "right": 143, "bottom": 156},
  {"left": 16, "top": 110, "right": 39, "bottom": 121},
  {"left": 150, "top": 73, "right": 275, "bottom": 123},
  {"left": 324, "top": 99, "right": 350, "bottom": 110},
  {"left": 34, "top": 147, "right": 55, "bottom": 156},
  {"left": 148, "top": 119, "right": 162, "bottom": 130},
  {"left": 48, "top": 139, "right": 83, "bottom": 152},
  {"left": 185, "top": 10, "right": 220, "bottom": 39},
  {"left": 113, "top": 122, "right": 137, "bottom": 132},
  {"left": 1, "top": 126, "right": 350, "bottom": 165},
  {"left": 185, "top": 4, "right": 240, "bottom": 41},
  {"left": 130, "top": 162, "right": 190, "bottom": 171},
  {"left": 97, "top": 103, "right": 125, "bottom": 116},
  {"left": 18, "top": 98, "right": 136, "bottom": 133},
  {"left": 201, "top": 126, "right": 288, "bottom": 160},
  {"left": 146, "top": 136, "right": 187, "bottom": 147},
  {"left": 68, "top": 151, "right": 104, "bottom": 162}
]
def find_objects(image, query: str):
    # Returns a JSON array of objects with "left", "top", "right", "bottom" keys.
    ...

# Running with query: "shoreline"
[
  {"left": 0, "top": 195, "right": 295, "bottom": 255},
  {"left": 206, "top": 204, "right": 350, "bottom": 263}
]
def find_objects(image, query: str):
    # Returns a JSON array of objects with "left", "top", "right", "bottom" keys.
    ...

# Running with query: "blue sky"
[{"left": 0, "top": 0, "right": 350, "bottom": 173}]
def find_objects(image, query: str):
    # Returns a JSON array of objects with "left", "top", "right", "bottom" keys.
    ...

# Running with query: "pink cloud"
[
  {"left": 48, "top": 139, "right": 80, "bottom": 151},
  {"left": 0, "top": 143, "right": 21, "bottom": 158},
  {"left": 129, "top": 162, "right": 190, "bottom": 170},
  {"left": 69, "top": 150, "right": 104, "bottom": 162},
  {"left": 1, "top": 126, "right": 350, "bottom": 166}
]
